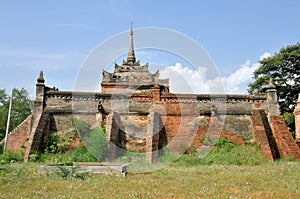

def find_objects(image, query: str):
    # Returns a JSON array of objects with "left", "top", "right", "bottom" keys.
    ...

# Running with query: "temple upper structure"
[{"left": 101, "top": 24, "right": 169, "bottom": 93}]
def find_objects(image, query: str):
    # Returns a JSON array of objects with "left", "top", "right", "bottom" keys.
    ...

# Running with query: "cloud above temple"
[
  {"left": 160, "top": 63, "right": 210, "bottom": 94},
  {"left": 160, "top": 52, "right": 271, "bottom": 94}
]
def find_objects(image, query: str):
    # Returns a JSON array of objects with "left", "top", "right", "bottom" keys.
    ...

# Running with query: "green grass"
[
  {"left": 174, "top": 143, "right": 268, "bottom": 167},
  {"left": 0, "top": 141, "right": 299, "bottom": 198},
  {"left": 0, "top": 161, "right": 299, "bottom": 198}
]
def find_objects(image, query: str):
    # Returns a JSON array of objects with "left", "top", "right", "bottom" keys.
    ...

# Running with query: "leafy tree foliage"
[
  {"left": 0, "top": 88, "right": 32, "bottom": 140},
  {"left": 248, "top": 43, "right": 300, "bottom": 113},
  {"left": 0, "top": 90, "right": 9, "bottom": 141},
  {"left": 248, "top": 43, "right": 300, "bottom": 135}
]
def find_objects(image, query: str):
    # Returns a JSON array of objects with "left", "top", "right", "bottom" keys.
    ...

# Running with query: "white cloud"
[
  {"left": 260, "top": 52, "right": 271, "bottom": 61},
  {"left": 160, "top": 63, "right": 209, "bottom": 94},
  {"left": 159, "top": 52, "right": 270, "bottom": 94},
  {"left": 224, "top": 60, "right": 260, "bottom": 93}
]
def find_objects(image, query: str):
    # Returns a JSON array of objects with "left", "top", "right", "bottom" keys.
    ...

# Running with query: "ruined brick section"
[
  {"left": 5, "top": 115, "right": 32, "bottom": 153},
  {"left": 251, "top": 110, "right": 280, "bottom": 161},
  {"left": 24, "top": 112, "right": 50, "bottom": 162},
  {"left": 271, "top": 116, "right": 300, "bottom": 159}
]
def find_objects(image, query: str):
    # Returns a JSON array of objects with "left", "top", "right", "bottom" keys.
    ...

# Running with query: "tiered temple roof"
[{"left": 101, "top": 24, "right": 169, "bottom": 93}]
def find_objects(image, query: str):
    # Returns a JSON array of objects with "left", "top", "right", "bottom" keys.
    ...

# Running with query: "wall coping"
[{"left": 45, "top": 90, "right": 266, "bottom": 102}]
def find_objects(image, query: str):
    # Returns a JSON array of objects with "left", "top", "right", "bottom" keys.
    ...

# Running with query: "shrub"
[
  {"left": 0, "top": 142, "right": 3, "bottom": 154},
  {"left": 45, "top": 129, "right": 78, "bottom": 154},
  {"left": 173, "top": 138, "right": 268, "bottom": 166},
  {"left": 55, "top": 164, "right": 87, "bottom": 180},
  {"left": 38, "top": 146, "right": 98, "bottom": 164},
  {"left": 0, "top": 151, "right": 23, "bottom": 164},
  {"left": 44, "top": 133, "right": 59, "bottom": 153},
  {"left": 69, "top": 146, "right": 98, "bottom": 162}
]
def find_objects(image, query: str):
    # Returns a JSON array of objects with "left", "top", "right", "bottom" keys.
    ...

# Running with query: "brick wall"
[
  {"left": 5, "top": 115, "right": 32, "bottom": 153},
  {"left": 5, "top": 88, "right": 274, "bottom": 161},
  {"left": 271, "top": 116, "right": 300, "bottom": 159},
  {"left": 24, "top": 112, "right": 50, "bottom": 162},
  {"left": 251, "top": 110, "right": 279, "bottom": 161}
]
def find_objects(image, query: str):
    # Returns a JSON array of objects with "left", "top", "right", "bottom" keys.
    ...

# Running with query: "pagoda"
[{"left": 101, "top": 24, "right": 169, "bottom": 93}]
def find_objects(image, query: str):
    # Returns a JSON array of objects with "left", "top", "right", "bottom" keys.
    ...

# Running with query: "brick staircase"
[
  {"left": 251, "top": 110, "right": 280, "bottom": 161},
  {"left": 271, "top": 116, "right": 300, "bottom": 159},
  {"left": 0, "top": 114, "right": 32, "bottom": 153},
  {"left": 252, "top": 110, "right": 300, "bottom": 161},
  {"left": 24, "top": 112, "right": 50, "bottom": 162}
]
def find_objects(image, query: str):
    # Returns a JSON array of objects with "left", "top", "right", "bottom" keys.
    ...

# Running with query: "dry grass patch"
[{"left": 0, "top": 161, "right": 299, "bottom": 198}]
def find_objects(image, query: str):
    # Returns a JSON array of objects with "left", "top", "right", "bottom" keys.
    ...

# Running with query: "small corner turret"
[
  {"left": 266, "top": 78, "right": 280, "bottom": 121},
  {"left": 37, "top": 70, "right": 45, "bottom": 84},
  {"left": 36, "top": 70, "right": 45, "bottom": 100}
]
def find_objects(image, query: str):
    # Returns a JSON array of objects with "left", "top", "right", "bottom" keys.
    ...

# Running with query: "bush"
[
  {"left": 38, "top": 146, "right": 98, "bottom": 164},
  {"left": 0, "top": 142, "right": 3, "bottom": 154},
  {"left": 44, "top": 133, "right": 59, "bottom": 153},
  {"left": 0, "top": 151, "right": 24, "bottom": 164},
  {"left": 173, "top": 138, "right": 268, "bottom": 166},
  {"left": 45, "top": 129, "right": 77, "bottom": 154},
  {"left": 55, "top": 164, "right": 87, "bottom": 180}
]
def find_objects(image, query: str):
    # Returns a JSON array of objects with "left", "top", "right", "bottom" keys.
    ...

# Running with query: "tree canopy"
[
  {"left": 248, "top": 43, "right": 300, "bottom": 114},
  {"left": 0, "top": 88, "right": 32, "bottom": 140},
  {"left": 248, "top": 43, "right": 300, "bottom": 135}
]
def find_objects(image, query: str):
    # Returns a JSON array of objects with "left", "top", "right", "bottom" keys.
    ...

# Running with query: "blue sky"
[{"left": 1, "top": 0, "right": 300, "bottom": 96}]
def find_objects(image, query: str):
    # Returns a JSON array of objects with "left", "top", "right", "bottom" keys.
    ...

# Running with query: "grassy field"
[
  {"left": 1, "top": 141, "right": 299, "bottom": 198},
  {"left": 0, "top": 160, "right": 299, "bottom": 198}
]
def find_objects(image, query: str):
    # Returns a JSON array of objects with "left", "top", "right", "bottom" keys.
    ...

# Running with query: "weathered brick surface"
[
  {"left": 5, "top": 115, "right": 32, "bottom": 153},
  {"left": 4, "top": 71, "right": 279, "bottom": 164},
  {"left": 5, "top": 91, "right": 271, "bottom": 162},
  {"left": 24, "top": 112, "right": 50, "bottom": 162},
  {"left": 271, "top": 116, "right": 300, "bottom": 159},
  {"left": 120, "top": 114, "right": 148, "bottom": 152},
  {"left": 106, "top": 112, "right": 126, "bottom": 161},
  {"left": 251, "top": 110, "right": 279, "bottom": 161}
]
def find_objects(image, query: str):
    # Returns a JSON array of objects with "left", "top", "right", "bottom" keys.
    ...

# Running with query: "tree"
[
  {"left": 0, "top": 89, "right": 9, "bottom": 141},
  {"left": 248, "top": 43, "right": 300, "bottom": 133},
  {"left": 0, "top": 88, "right": 32, "bottom": 140}
]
